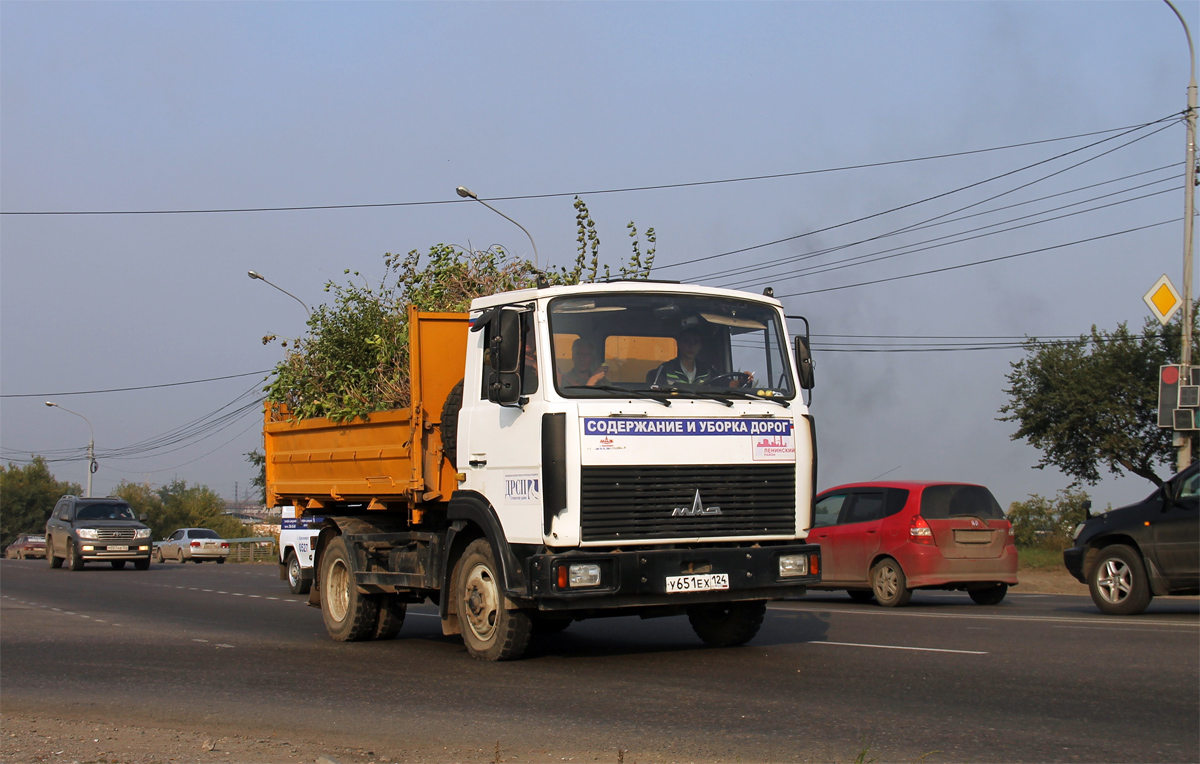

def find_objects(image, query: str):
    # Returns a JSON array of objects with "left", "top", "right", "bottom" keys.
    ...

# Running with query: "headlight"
[
  {"left": 76, "top": 528, "right": 99, "bottom": 539},
  {"left": 779, "top": 553, "right": 809, "bottom": 577},
  {"left": 1072, "top": 523, "right": 1086, "bottom": 541},
  {"left": 567, "top": 563, "right": 601, "bottom": 587},
  {"left": 134, "top": 528, "right": 151, "bottom": 539}
]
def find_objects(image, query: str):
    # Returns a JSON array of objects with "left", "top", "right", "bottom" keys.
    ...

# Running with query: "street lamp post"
[
  {"left": 247, "top": 270, "right": 311, "bottom": 317},
  {"left": 456, "top": 186, "right": 541, "bottom": 271},
  {"left": 1164, "top": 0, "right": 1198, "bottom": 471},
  {"left": 45, "top": 401, "right": 95, "bottom": 498}
]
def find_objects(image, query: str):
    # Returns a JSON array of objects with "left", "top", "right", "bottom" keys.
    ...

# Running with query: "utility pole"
[{"left": 1165, "top": 0, "right": 1198, "bottom": 471}]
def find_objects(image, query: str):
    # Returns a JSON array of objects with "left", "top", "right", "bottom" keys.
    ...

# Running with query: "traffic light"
[{"left": 1158, "top": 365, "right": 1200, "bottom": 429}]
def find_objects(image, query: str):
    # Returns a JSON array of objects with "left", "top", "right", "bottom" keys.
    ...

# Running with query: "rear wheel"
[
  {"left": 846, "top": 589, "right": 875, "bottom": 603},
  {"left": 687, "top": 600, "right": 767, "bottom": 647},
  {"left": 373, "top": 594, "right": 407, "bottom": 640},
  {"left": 1088, "top": 545, "right": 1152, "bottom": 616},
  {"left": 215, "top": 557, "right": 225, "bottom": 564},
  {"left": 871, "top": 558, "right": 911, "bottom": 607},
  {"left": 968, "top": 583, "right": 1008, "bottom": 605},
  {"left": 67, "top": 541, "right": 85, "bottom": 571},
  {"left": 48, "top": 538, "right": 63, "bottom": 569},
  {"left": 455, "top": 538, "right": 531, "bottom": 661},
  {"left": 320, "top": 536, "right": 378, "bottom": 641},
  {"left": 286, "top": 552, "right": 311, "bottom": 595},
  {"left": 110, "top": 560, "right": 126, "bottom": 570}
]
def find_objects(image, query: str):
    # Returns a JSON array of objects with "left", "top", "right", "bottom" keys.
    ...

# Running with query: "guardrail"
[{"left": 225, "top": 537, "right": 277, "bottom": 563}]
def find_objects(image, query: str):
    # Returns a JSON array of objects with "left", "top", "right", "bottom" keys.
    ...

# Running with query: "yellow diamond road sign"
[{"left": 1144, "top": 274, "right": 1183, "bottom": 325}]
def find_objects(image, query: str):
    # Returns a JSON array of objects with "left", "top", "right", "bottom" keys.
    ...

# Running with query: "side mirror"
[
  {"left": 1081, "top": 500, "right": 1092, "bottom": 519},
  {"left": 794, "top": 336, "right": 815, "bottom": 390},
  {"left": 487, "top": 308, "right": 525, "bottom": 405},
  {"left": 139, "top": 513, "right": 149, "bottom": 522}
]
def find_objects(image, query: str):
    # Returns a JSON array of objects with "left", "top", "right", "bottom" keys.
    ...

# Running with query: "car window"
[
  {"left": 170, "top": 531, "right": 183, "bottom": 541},
  {"left": 74, "top": 503, "right": 136, "bottom": 521},
  {"left": 812, "top": 493, "right": 846, "bottom": 528},
  {"left": 841, "top": 491, "right": 886, "bottom": 524},
  {"left": 919, "top": 485, "right": 1004, "bottom": 520},
  {"left": 190, "top": 529, "right": 221, "bottom": 539},
  {"left": 884, "top": 489, "right": 910, "bottom": 518},
  {"left": 1177, "top": 471, "right": 1199, "bottom": 501}
]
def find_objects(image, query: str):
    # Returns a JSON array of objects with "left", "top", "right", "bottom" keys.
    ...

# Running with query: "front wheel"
[
  {"left": 1089, "top": 545, "right": 1152, "bottom": 615},
  {"left": 67, "top": 541, "right": 85, "bottom": 571},
  {"left": 286, "top": 552, "right": 311, "bottom": 595},
  {"left": 686, "top": 600, "right": 767, "bottom": 647},
  {"left": 154, "top": 548, "right": 164, "bottom": 563},
  {"left": 320, "top": 536, "right": 379, "bottom": 641},
  {"left": 968, "top": 583, "right": 1008, "bottom": 605},
  {"left": 455, "top": 538, "right": 531, "bottom": 661},
  {"left": 110, "top": 560, "right": 126, "bottom": 570},
  {"left": 134, "top": 557, "right": 150, "bottom": 571},
  {"left": 871, "top": 558, "right": 911, "bottom": 607}
]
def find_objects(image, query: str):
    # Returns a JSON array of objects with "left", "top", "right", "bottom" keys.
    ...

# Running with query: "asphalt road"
[{"left": 2, "top": 558, "right": 1197, "bottom": 763}]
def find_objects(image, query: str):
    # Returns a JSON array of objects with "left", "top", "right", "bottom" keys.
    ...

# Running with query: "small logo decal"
[{"left": 672, "top": 490, "right": 722, "bottom": 517}]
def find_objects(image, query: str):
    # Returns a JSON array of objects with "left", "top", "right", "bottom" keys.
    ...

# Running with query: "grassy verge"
[{"left": 1018, "top": 546, "right": 1067, "bottom": 571}]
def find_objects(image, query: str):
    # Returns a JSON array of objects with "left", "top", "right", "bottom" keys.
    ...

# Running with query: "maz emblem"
[{"left": 672, "top": 490, "right": 722, "bottom": 517}]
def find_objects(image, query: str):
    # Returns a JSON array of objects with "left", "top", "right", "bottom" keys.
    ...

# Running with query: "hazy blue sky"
[{"left": 1, "top": 1, "right": 1195, "bottom": 510}]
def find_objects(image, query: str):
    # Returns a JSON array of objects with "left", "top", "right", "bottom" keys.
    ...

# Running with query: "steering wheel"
[{"left": 707, "top": 371, "right": 753, "bottom": 388}]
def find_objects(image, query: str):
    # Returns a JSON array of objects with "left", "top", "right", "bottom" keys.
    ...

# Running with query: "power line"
[
  {"left": 0, "top": 119, "right": 1174, "bottom": 216},
  {"left": 0, "top": 369, "right": 271, "bottom": 398}
]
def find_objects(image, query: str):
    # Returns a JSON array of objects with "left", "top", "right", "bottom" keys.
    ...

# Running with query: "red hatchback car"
[{"left": 806, "top": 482, "right": 1018, "bottom": 606}]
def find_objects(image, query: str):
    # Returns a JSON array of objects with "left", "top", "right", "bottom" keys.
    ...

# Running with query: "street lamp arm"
[
  {"left": 45, "top": 401, "right": 96, "bottom": 497},
  {"left": 247, "top": 270, "right": 311, "bottom": 317},
  {"left": 456, "top": 186, "right": 540, "bottom": 270}
]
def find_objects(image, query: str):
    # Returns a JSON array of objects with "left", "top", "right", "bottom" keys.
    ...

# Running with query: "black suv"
[
  {"left": 45, "top": 496, "right": 153, "bottom": 571},
  {"left": 1064, "top": 464, "right": 1199, "bottom": 614}
]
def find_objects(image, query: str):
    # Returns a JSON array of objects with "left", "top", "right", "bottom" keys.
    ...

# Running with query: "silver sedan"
[{"left": 156, "top": 528, "right": 230, "bottom": 564}]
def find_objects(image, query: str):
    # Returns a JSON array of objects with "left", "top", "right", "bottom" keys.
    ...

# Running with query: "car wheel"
[
  {"left": 455, "top": 538, "right": 532, "bottom": 661},
  {"left": 286, "top": 552, "right": 311, "bottom": 595},
  {"left": 373, "top": 594, "right": 407, "bottom": 640},
  {"left": 215, "top": 557, "right": 225, "bottom": 564},
  {"left": 320, "top": 535, "right": 379, "bottom": 642},
  {"left": 47, "top": 538, "right": 63, "bottom": 569},
  {"left": 177, "top": 550, "right": 186, "bottom": 564},
  {"left": 871, "top": 558, "right": 912, "bottom": 607},
  {"left": 687, "top": 600, "right": 767, "bottom": 647},
  {"left": 67, "top": 541, "right": 84, "bottom": 571},
  {"left": 154, "top": 549, "right": 164, "bottom": 563},
  {"left": 110, "top": 560, "right": 127, "bottom": 570},
  {"left": 846, "top": 589, "right": 875, "bottom": 603},
  {"left": 1088, "top": 545, "right": 1152, "bottom": 616},
  {"left": 968, "top": 583, "right": 1008, "bottom": 605},
  {"left": 134, "top": 557, "right": 150, "bottom": 571}
]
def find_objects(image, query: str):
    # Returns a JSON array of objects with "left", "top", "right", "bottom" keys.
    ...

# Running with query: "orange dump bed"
[{"left": 264, "top": 308, "right": 468, "bottom": 511}]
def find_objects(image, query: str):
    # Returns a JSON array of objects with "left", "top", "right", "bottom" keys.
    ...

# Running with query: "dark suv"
[
  {"left": 1064, "top": 464, "right": 1199, "bottom": 614},
  {"left": 45, "top": 496, "right": 153, "bottom": 571}
]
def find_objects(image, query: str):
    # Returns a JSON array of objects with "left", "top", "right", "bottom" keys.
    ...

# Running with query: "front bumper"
[
  {"left": 526, "top": 543, "right": 822, "bottom": 612},
  {"left": 1063, "top": 546, "right": 1086, "bottom": 583},
  {"left": 79, "top": 543, "right": 152, "bottom": 561}
]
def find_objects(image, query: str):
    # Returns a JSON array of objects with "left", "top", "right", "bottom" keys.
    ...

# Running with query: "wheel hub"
[
  {"left": 1096, "top": 559, "right": 1132, "bottom": 603},
  {"left": 463, "top": 563, "right": 499, "bottom": 641}
]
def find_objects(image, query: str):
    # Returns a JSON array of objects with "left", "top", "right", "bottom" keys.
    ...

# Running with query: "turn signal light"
[{"left": 910, "top": 515, "right": 934, "bottom": 545}]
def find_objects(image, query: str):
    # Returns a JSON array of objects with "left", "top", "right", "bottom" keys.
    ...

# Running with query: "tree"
[
  {"left": 265, "top": 200, "right": 655, "bottom": 423},
  {"left": 0, "top": 458, "right": 82, "bottom": 548},
  {"left": 999, "top": 312, "right": 1198, "bottom": 490},
  {"left": 113, "top": 479, "right": 245, "bottom": 541},
  {"left": 1006, "top": 488, "right": 1091, "bottom": 549},
  {"left": 245, "top": 450, "right": 266, "bottom": 505}
]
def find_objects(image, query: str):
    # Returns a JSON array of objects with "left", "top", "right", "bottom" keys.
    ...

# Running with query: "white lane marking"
[
  {"left": 808, "top": 640, "right": 988, "bottom": 655},
  {"left": 1052, "top": 625, "right": 1195, "bottom": 634},
  {"left": 771, "top": 603, "right": 1199, "bottom": 629}
]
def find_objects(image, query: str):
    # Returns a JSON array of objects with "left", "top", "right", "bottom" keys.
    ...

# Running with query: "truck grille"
[
  {"left": 96, "top": 529, "right": 136, "bottom": 541},
  {"left": 579, "top": 464, "right": 796, "bottom": 542}
]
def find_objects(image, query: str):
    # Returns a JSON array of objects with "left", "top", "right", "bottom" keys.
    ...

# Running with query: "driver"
[
  {"left": 560, "top": 338, "right": 608, "bottom": 387},
  {"left": 647, "top": 329, "right": 718, "bottom": 387}
]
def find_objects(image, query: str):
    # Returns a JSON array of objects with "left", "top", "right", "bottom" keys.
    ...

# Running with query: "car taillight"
[
  {"left": 190, "top": 541, "right": 201, "bottom": 547},
  {"left": 220, "top": 542, "right": 229, "bottom": 549},
  {"left": 909, "top": 515, "right": 934, "bottom": 545}
]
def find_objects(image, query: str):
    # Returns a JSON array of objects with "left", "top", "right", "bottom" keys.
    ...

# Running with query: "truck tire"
[
  {"left": 47, "top": 538, "right": 63, "bottom": 569},
  {"left": 440, "top": 379, "right": 464, "bottom": 469},
  {"left": 686, "top": 600, "right": 767, "bottom": 647},
  {"left": 320, "top": 536, "right": 379, "bottom": 641},
  {"left": 286, "top": 551, "right": 311, "bottom": 595},
  {"left": 373, "top": 594, "right": 407, "bottom": 640},
  {"left": 455, "top": 538, "right": 531, "bottom": 661}
]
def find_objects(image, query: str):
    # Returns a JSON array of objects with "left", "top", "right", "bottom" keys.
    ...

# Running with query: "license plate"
[
  {"left": 665, "top": 573, "right": 730, "bottom": 593},
  {"left": 107, "top": 545, "right": 128, "bottom": 552}
]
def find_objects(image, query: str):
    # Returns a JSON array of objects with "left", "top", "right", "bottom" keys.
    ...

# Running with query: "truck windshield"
[{"left": 548, "top": 293, "right": 795, "bottom": 400}]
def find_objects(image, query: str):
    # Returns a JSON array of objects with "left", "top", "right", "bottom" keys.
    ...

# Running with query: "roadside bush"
[{"left": 1006, "top": 488, "right": 1091, "bottom": 550}]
